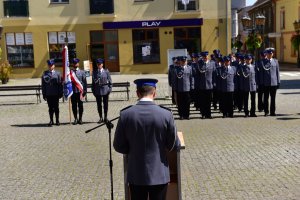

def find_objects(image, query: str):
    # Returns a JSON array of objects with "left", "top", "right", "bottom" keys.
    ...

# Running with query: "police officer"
[
  {"left": 71, "top": 58, "right": 87, "bottom": 125},
  {"left": 41, "top": 59, "right": 63, "bottom": 126},
  {"left": 91, "top": 58, "right": 112, "bottom": 123},
  {"left": 262, "top": 48, "right": 280, "bottom": 116},
  {"left": 174, "top": 56, "right": 194, "bottom": 120},
  {"left": 220, "top": 56, "right": 235, "bottom": 118},
  {"left": 113, "top": 78, "right": 180, "bottom": 200},
  {"left": 241, "top": 54, "right": 257, "bottom": 117},
  {"left": 190, "top": 53, "right": 200, "bottom": 110},
  {"left": 255, "top": 51, "right": 267, "bottom": 112},
  {"left": 197, "top": 51, "right": 216, "bottom": 119},
  {"left": 168, "top": 57, "right": 177, "bottom": 105}
]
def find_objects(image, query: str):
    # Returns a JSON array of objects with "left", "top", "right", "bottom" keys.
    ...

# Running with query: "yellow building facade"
[
  {"left": 0, "top": 0, "right": 231, "bottom": 78},
  {"left": 275, "top": 0, "right": 300, "bottom": 63}
]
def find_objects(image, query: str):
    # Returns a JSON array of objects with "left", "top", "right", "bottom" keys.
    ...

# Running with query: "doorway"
[{"left": 88, "top": 30, "right": 119, "bottom": 72}]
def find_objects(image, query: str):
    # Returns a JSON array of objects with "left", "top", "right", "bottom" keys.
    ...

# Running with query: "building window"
[
  {"left": 48, "top": 32, "right": 76, "bottom": 66},
  {"left": 5, "top": 32, "right": 34, "bottom": 68},
  {"left": 174, "top": 27, "right": 201, "bottom": 56},
  {"left": 89, "top": 0, "right": 114, "bottom": 14},
  {"left": 3, "top": 0, "right": 29, "bottom": 17},
  {"left": 132, "top": 29, "right": 160, "bottom": 64},
  {"left": 176, "top": 0, "right": 198, "bottom": 11},
  {"left": 50, "top": 0, "right": 69, "bottom": 3},
  {"left": 280, "top": 9, "right": 285, "bottom": 30}
]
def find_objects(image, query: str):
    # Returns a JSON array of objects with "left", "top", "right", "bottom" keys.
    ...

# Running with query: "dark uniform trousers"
[
  {"left": 257, "top": 85, "right": 264, "bottom": 111},
  {"left": 129, "top": 183, "right": 168, "bottom": 200},
  {"left": 264, "top": 86, "right": 277, "bottom": 115},
  {"left": 47, "top": 96, "right": 60, "bottom": 122},
  {"left": 176, "top": 91, "right": 190, "bottom": 118},
  {"left": 199, "top": 89, "right": 212, "bottom": 117},
  {"left": 242, "top": 91, "right": 256, "bottom": 116},
  {"left": 96, "top": 94, "right": 109, "bottom": 119},
  {"left": 71, "top": 93, "right": 83, "bottom": 120},
  {"left": 212, "top": 88, "right": 219, "bottom": 110},
  {"left": 221, "top": 92, "right": 234, "bottom": 117}
]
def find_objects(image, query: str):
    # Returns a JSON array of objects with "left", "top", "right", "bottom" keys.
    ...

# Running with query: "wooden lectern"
[{"left": 123, "top": 132, "right": 185, "bottom": 200}]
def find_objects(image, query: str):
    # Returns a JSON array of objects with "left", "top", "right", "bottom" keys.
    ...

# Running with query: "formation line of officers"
[
  {"left": 41, "top": 58, "right": 112, "bottom": 126},
  {"left": 168, "top": 48, "right": 280, "bottom": 119}
]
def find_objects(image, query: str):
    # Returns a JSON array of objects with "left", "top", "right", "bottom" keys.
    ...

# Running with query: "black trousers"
[
  {"left": 193, "top": 89, "right": 201, "bottom": 110},
  {"left": 242, "top": 91, "right": 256, "bottom": 116},
  {"left": 129, "top": 184, "right": 168, "bottom": 200},
  {"left": 264, "top": 86, "right": 277, "bottom": 114},
  {"left": 71, "top": 93, "right": 83, "bottom": 120},
  {"left": 221, "top": 92, "right": 234, "bottom": 117},
  {"left": 212, "top": 88, "right": 219, "bottom": 109},
  {"left": 257, "top": 85, "right": 264, "bottom": 111},
  {"left": 176, "top": 91, "right": 190, "bottom": 118},
  {"left": 46, "top": 95, "right": 59, "bottom": 121},
  {"left": 236, "top": 89, "right": 244, "bottom": 111},
  {"left": 199, "top": 89, "right": 212, "bottom": 117},
  {"left": 96, "top": 94, "right": 109, "bottom": 118}
]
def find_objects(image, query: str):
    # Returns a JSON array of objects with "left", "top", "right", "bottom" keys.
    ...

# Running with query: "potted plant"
[
  {"left": 245, "top": 33, "right": 263, "bottom": 54},
  {"left": 0, "top": 60, "right": 13, "bottom": 84}
]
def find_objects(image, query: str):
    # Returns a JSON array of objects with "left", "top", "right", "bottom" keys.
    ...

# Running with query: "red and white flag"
[{"left": 62, "top": 45, "right": 73, "bottom": 100}]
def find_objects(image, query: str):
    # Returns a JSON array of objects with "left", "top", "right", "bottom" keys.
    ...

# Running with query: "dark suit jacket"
[{"left": 113, "top": 101, "right": 180, "bottom": 185}]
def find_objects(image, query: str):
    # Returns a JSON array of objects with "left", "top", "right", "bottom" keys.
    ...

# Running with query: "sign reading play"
[{"left": 103, "top": 18, "right": 203, "bottom": 29}]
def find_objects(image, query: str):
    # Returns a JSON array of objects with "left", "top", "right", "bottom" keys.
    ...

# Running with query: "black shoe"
[
  {"left": 201, "top": 115, "right": 205, "bottom": 119},
  {"left": 206, "top": 115, "right": 213, "bottom": 119},
  {"left": 56, "top": 121, "right": 60, "bottom": 126},
  {"left": 264, "top": 112, "right": 269, "bottom": 117},
  {"left": 73, "top": 119, "right": 78, "bottom": 125},
  {"left": 98, "top": 118, "right": 103, "bottom": 124},
  {"left": 222, "top": 114, "right": 227, "bottom": 118},
  {"left": 78, "top": 119, "right": 82, "bottom": 125},
  {"left": 48, "top": 121, "right": 54, "bottom": 127},
  {"left": 244, "top": 114, "right": 249, "bottom": 118},
  {"left": 250, "top": 114, "right": 257, "bottom": 117},
  {"left": 270, "top": 113, "right": 276, "bottom": 116},
  {"left": 104, "top": 118, "right": 108, "bottom": 123}
]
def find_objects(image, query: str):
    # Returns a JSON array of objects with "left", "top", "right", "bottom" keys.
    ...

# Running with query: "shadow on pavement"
[
  {"left": 280, "top": 80, "right": 300, "bottom": 89},
  {"left": 0, "top": 102, "right": 36, "bottom": 106},
  {"left": 11, "top": 121, "right": 96, "bottom": 128}
]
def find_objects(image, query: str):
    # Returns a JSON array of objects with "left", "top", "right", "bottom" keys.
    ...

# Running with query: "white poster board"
[
  {"left": 25, "top": 33, "right": 33, "bottom": 45},
  {"left": 6, "top": 33, "right": 15, "bottom": 45},
  {"left": 167, "top": 49, "right": 188, "bottom": 69},
  {"left": 83, "top": 60, "right": 91, "bottom": 77}
]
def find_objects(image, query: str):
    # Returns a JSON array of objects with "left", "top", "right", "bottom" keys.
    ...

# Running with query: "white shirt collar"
[{"left": 139, "top": 97, "right": 153, "bottom": 102}]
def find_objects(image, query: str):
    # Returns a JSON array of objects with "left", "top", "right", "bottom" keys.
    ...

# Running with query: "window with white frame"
[
  {"left": 50, "top": 0, "right": 69, "bottom": 3},
  {"left": 176, "top": 0, "right": 198, "bottom": 11}
]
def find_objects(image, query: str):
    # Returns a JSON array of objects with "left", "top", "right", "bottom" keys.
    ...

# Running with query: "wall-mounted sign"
[
  {"left": 15, "top": 33, "right": 25, "bottom": 45},
  {"left": 58, "top": 32, "right": 67, "bottom": 44},
  {"left": 67, "top": 32, "right": 76, "bottom": 44},
  {"left": 25, "top": 33, "right": 33, "bottom": 45},
  {"left": 6, "top": 33, "right": 15, "bottom": 45},
  {"left": 49, "top": 32, "right": 58, "bottom": 44},
  {"left": 103, "top": 18, "right": 203, "bottom": 29}
]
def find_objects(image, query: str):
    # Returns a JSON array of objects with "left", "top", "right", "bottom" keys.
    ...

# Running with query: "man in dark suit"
[
  {"left": 113, "top": 78, "right": 180, "bottom": 200},
  {"left": 41, "top": 59, "right": 63, "bottom": 126},
  {"left": 71, "top": 58, "right": 87, "bottom": 125}
]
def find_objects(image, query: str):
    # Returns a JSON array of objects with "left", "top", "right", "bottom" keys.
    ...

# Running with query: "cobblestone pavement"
[{"left": 0, "top": 72, "right": 299, "bottom": 200}]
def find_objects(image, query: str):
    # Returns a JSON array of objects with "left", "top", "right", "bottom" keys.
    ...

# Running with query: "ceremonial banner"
[{"left": 62, "top": 45, "right": 73, "bottom": 100}]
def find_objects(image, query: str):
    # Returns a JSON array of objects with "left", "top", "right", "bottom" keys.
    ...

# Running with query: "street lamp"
[
  {"left": 241, "top": 14, "right": 266, "bottom": 59},
  {"left": 293, "top": 20, "right": 300, "bottom": 68}
]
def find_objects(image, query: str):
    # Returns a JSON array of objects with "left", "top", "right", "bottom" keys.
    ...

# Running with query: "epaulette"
[
  {"left": 120, "top": 105, "right": 133, "bottom": 112},
  {"left": 159, "top": 105, "right": 171, "bottom": 112}
]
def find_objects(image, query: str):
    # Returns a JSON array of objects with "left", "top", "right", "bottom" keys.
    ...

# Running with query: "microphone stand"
[{"left": 85, "top": 116, "right": 120, "bottom": 200}]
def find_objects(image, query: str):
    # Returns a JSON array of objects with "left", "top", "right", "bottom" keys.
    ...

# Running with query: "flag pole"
[{"left": 64, "top": 36, "right": 72, "bottom": 125}]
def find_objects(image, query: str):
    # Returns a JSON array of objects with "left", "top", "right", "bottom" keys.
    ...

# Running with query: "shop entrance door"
[{"left": 88, "top": 30, "right": 119, "bottom": 72}]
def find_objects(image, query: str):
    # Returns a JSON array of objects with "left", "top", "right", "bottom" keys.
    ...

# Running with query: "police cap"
[
  {"left": 134, "top": 78, "right": 158, "bottom": 88},
  {"left": 47, "top": 59, "right": 55, "bottom": 66},
  {"left": 200, "top": 51, "right": 209, "bottom": 57},
  {"left": 72, "top": 58, "right": 80, "bottom": 64},
  {"left": 245, "top": 54, "right": 253, "bottom": 60},
  {"left": 96, "top": 58, "right": 104, "bottom": 64}
]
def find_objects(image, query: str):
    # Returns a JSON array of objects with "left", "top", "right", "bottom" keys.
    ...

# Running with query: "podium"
[{"left": 123, "top": 132, "right": 185, "bottom": 200}]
